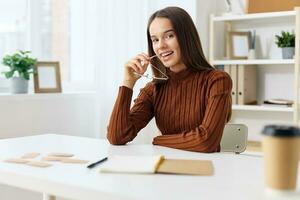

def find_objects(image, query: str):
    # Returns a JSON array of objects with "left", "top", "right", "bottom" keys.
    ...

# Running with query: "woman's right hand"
[{"left": 122, "top": 53, "right": 151, "bottom": 89}]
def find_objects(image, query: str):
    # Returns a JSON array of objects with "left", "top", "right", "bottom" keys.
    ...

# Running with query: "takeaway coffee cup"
[{"left": 262, "top": 125, "right": 300, "bottom": 191}]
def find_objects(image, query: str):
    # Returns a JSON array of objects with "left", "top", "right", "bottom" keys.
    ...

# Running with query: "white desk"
[{"left": 0, "top": 134, "right": 299, "bottom": 200}]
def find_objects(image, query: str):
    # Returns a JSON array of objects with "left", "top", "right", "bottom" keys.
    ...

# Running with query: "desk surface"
[{"left": 0, "top": 134, "right": 299, "bottom": 200}]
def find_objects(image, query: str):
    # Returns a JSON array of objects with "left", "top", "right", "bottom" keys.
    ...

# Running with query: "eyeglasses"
[{"left": 133, "top": 55, "right": 169, "bottom": 80}]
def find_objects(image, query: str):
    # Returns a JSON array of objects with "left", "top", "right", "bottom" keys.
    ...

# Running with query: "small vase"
[
  {"left": 282, "top": 47, "right": 295, "bottom": 59},
  {"left": 248, "top": 49, "right": 256, "bottom": 59},
  {"left": 11, "top": 77, "right": 29, "bottom": 94}
]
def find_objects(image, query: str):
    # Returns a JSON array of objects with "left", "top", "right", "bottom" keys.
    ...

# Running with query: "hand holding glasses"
[{"left": 133, "top": 55, "right": 169, "bottom": 81}]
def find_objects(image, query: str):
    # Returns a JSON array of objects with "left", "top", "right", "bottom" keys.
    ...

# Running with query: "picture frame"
[
  {"left": 228, "top": 31, "right": 251, "bottom": 59},
  {"left": 34, "top": 61, "right": 62, "bottom": 93}
]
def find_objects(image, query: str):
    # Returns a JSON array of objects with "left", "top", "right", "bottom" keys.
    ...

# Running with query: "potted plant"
[
  {"left": 2, "top": 50, "right": 37, "bottom": 93},
  {"left": 275, "top": 31, "right": 295, "bottom": 59}
]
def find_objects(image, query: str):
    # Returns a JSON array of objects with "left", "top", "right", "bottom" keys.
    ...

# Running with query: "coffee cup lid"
[{"left": 262, "top": 125, "right": 300, "bottom": 137}]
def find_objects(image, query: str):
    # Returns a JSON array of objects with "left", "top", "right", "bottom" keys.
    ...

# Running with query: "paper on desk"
[
  {"left": 21, "top": 152, "right": 40, "bottom": 159},
  {"left": 99, "top": 155, "right": 164, "bottom": 174},
  {"left": 157, "top": 159, "right": 214, "bottom": 175}
]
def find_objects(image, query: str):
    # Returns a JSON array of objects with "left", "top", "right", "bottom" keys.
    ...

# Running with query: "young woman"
[{"left": 107, "top": 6, "right": 232, "bottom": 153}]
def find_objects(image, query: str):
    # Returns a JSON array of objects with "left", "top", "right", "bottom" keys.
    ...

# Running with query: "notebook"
[
  {"left": 99, "top": 155, "right": 213, "bottom": 175},
  {"left": 100, "top": 155, "right": 164, "bottom": 174}
]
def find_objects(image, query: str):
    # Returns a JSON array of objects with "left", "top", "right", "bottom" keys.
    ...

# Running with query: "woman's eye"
[
  {"left": 165, "top": 34, "right": 174, "bottom": 40},
  {"left": 152, "top": 38, "right": 158, "bottom": 43}
]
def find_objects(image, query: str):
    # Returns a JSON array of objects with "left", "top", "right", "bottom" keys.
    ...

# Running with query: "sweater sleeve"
[
  {"left": 152, "top": 72, "right": 232, "bottom": 153},
  {"left": 107, "top": 85, "right": 154, "bottom": 145}
]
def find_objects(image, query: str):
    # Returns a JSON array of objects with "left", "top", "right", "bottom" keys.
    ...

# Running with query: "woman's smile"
[{"left": 160, "top": 50, "right": 174, "bottom": 62}]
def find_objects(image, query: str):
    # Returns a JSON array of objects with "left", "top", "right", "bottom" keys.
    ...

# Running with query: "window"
[{"left": 0, "top": 0, "right": 96, "bottom": 92}]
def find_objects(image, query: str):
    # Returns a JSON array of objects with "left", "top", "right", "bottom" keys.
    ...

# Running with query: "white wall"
[
  {"left": 196, "top": 0, "right": 217, "bottom": 57},
  {"left": 0, "top": 92, "right": 97, "bottom": 139}
]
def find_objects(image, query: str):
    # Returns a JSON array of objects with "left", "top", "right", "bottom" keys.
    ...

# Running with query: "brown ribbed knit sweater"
[{"left": 107, "top": 68, "right": 232, "bottom": 153}]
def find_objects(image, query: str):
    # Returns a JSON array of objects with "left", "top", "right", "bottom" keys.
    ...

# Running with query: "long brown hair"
[{"left": 147, "top": 6, "right": 213, "bottom": 80}]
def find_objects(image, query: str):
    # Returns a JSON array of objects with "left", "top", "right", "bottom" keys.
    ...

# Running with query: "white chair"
[
  {"left": 155, "top": 123, "right": 248, "bottom": 153},
  {"left": 220, "top": 124, "right": 248, "bottom": 154}
]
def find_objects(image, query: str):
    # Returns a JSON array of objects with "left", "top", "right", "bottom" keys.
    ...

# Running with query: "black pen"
[{"left": 87, "top": 157, "right": 108, "bottom": 169}]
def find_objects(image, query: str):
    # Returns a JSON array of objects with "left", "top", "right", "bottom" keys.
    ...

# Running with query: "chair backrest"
[{"left": 220, "top": 124, "right": 248, "bottom": 154}]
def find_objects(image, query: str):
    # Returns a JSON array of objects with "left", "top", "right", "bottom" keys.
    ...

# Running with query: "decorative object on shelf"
[
  {"left": 223, "top": 0, "right": 247, "bottom": 15},
  {"left": 2, "top": 50, "right": 37, "bottom": 94},
  {"left": 248, "top": 30, "right": 256, "bottom": 59},
  {"left": 263, "top": 99, "right": 293, "bottom": 107},
  {"left": 228, "top": 31, "right": 251, "bottom": 59},
  {"left": 247, "top": 0, "right": 300, "bottom": 13},
  {"left": 34, "top": 61, "right": 62, "bottom": 93},
  {"left": 224, "top": 0, "right": 233, "bottom": 15},
  {"left": 275, "top": 31, "right": 295, "bottom": 59}
]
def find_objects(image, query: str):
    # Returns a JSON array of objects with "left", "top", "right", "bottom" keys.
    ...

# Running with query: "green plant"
[
  {"left": 275, "top": 31, "right": 295, "bottom": 48},
  {"left": 2, "top": 50, "right": 37, "bottom": 80}
]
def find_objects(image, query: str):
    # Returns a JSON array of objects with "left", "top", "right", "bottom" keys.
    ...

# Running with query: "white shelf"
[
  {"left": 213, "top": 59, "right": 294, "bottom": 65},
  {"left": 232, "top": 105, "right": 293, "bottom": 112},
  {"left": 213, "top": 10, "right": 295, "bottom": 22}
]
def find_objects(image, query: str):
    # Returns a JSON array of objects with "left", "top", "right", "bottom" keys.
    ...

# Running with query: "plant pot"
[
  {"left": 282, "top": 47, "right": 295, "bottom": 59},
  {"left": 10, "top": 77, "right": 29, "bottom": 94}
]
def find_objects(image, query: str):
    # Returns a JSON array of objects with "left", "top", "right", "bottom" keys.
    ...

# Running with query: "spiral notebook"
[{"left": 99, "top": 155, "right": 213, "bottom": 175}]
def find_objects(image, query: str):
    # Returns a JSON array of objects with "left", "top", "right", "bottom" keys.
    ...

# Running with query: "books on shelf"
[
  {"left": 237, "top": 65, "right": 257, "bottom": 105},
  {"left": 99, "top": 155, "right": 214, "bottom": 175},
  {"left": 224, "top": 65, "right": 237, "bottom": 104},
  {"left": 223, "top": 64, "right": 257, "bottom": 105},
  {"left": 218, "top": 64, "right": 293, "bottom": 109}
]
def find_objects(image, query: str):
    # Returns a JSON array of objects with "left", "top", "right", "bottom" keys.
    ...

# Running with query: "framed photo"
[
  {"left": 34, "top": 61, "right": 62, "bottom": 93},
  {"left": 228, "top": 31, "right": 251, "bottom": 59}
]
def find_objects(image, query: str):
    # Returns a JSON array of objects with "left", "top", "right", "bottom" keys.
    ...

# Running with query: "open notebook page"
[{"left": 99, "top": 155, "right": 164, "bottom": 174}]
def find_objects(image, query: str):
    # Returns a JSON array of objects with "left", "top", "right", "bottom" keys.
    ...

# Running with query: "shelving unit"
[{"left": 209, "top": 8, "right": 300, "bottom": 139}]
